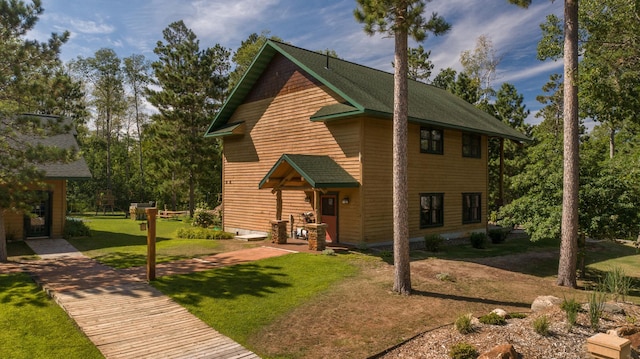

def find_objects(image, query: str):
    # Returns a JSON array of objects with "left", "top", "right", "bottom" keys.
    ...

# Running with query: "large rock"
[
  {"left": 478, "top": 344, "right": 519, "bottom": 359},
  {"left": 531, "top": 295, "right": 562, "bottom": 312},
  {"left": 491, "top": 308, "right": 508, "bottom": 318}
]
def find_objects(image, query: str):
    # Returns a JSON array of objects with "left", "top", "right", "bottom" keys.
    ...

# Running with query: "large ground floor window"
[
  {"left": 462, "top": 192, "right": 481, "bottom": 224},
  {"left": 420, "top": 193, "right": 444, "bottom": 228}
]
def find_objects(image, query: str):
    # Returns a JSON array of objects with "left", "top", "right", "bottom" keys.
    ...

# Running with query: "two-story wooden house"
[{"left": 205, "top": 41, "right": 528, "bottom": 247}]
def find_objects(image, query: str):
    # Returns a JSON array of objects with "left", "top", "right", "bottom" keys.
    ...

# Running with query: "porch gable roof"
[{"left": 258, "top": 154, "right": 359, "bottom": 190}]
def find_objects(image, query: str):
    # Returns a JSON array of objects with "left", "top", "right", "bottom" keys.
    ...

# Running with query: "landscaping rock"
[
  {"left": 491, "top": 308, "right": 508, "bottom": 318},
  {"left": 478, "top": 344, "right": 518, "bottom": 359},
  {"left": 531, "top": 295, "right": 562, "bottom": 312},
  {"left": 602, "top": 302, "right": 625, "bottom": 315}
]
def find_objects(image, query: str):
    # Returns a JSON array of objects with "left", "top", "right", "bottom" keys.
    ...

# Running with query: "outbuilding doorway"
[{"left": 24, "top": 191, "right": 52, "bottom": 238}]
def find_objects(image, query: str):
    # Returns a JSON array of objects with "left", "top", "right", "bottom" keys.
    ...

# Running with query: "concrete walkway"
[{"left": 20, "top": 238, "right": 297, "bottom": 359}]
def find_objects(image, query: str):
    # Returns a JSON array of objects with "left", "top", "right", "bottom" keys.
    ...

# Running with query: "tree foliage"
[
  {"left": 146, "top": 20, "right": 229, "bottom": 216},
  {"left": 0, "top": 0, "right": 76, "bottom": 261}
]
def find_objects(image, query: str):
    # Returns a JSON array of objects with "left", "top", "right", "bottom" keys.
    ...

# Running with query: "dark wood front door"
[
  {"left": 321, "top": 194, "right": 338, "bottom": 243},
  {"left": 24, "top": 191, "right": 52, "bottom": 238}
]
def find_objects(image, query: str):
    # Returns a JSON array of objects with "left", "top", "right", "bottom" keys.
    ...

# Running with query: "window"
[
  {"left": 462, "top": 133, "right": 481, "bottom": 158},
  {"left": 462, "top": 193, "right": 481, "bottom": 224},
  {"left": 420, "top": 127, "right": 443, "bottom": 154},
  {"left": 420, "top": 193, "right": 444, "bottom": 228}
]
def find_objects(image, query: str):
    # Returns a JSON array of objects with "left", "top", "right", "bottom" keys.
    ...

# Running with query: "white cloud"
[{"left": 500, "top": 60, "right": 562, "bottom": 83}]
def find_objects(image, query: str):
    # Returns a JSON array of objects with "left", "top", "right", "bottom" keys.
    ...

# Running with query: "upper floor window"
[
  {"left": 462, "top": 193, "right": 481, "bottom": 224},
  {"left": 420, "top": 193, "right": 444, "bottom": 228},
  {"left": 462, "top": 133, "right": 481, "bottom": 158},
  {"left": 420, "top": 127, "right": 443, "bottom": 154}
]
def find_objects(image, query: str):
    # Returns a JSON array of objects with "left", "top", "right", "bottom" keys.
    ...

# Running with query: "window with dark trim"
[
  {"left": 420, "top": 193, "right": 444, "bottom": 228},
  {"left": 420, "top": 127, "right": 443, "bottom": 154},
  {"left": 462, "top": 133, "right": 481, "bottom": 158},
  {"left": 462, "top": 193, "right": 481, "bottom": 224}
]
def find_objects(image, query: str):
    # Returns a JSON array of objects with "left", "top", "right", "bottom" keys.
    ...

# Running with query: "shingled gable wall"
[{"left": 221, "top": 53, "right": 363, "bottom": 242}]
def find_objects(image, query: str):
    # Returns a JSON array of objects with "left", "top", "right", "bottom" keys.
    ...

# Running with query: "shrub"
[
  {"left": 508, "top": 312, "right": 527, "bottom": 319},
  {"left": 176, "top": 227, "right": 234, "bottom": 240},
  {"left": 601, "top": 266, "right": 632, "bottom": 302},
  {"left": 436, "top": 272, "right": 456, "bottom": 282},
  {"left": 588, "top": 290, "right": 607, "bottom": 330},
  {"left": 533, "top": 315, "right": 551, "bottom": 336},
  {"left": 469, "top": 232, "right": 486, "bottom": 249},
  {"left": 488, "top": 228, "right": 508, "bottom": 244},
  {"left": 192, "top": 207, "right": 216, "bottom": 228},
  {"left": 424, "top": 234, "right": 444, "bottom": 252},
  {"left": 561, "top": 297, "right": 581, "bottom": 329},
  {"left": 454, "top": 313, "right": 474, "bottom": 334},
  {"left": 479, "top": 312, "right": 506, "bottom": 325},
  {"left": 321, "top": 248, "right": 336, "bottom": 256},
  {"left": 449, "top": 342, "right": 478, "bottom": 359},
  {"left": 64, "top": 217, "right": 91, "bottom": 238}
]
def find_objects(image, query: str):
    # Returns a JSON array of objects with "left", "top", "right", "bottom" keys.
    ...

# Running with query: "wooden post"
[
  {"left": 276, "top": 189, "right": 282, "bottom": 221},
  {"left": 145, "top": 207, "right": 157, "bottom": 281},
  {"left": 314, "top": 189, "right": 322, "bottom": 224}
]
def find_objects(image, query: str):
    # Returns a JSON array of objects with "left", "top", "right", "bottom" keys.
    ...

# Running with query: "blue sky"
[{"left": 30, "top": 0, "right": 564, "bottom": 124}]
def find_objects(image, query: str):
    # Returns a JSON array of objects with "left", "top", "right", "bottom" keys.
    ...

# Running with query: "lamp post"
[{"left": 145, "top": 207, "right": 157, "bottom": 281}]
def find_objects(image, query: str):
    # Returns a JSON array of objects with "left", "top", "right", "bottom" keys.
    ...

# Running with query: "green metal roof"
[
  {"left": 206, "top": 40, "right": 529, "bottom": 142},
  {"left": 259, "top": 154, "right": 359, "bottom": 190},
  {"left": 205, "top": 121, "right": 245, "bottom": 138}
]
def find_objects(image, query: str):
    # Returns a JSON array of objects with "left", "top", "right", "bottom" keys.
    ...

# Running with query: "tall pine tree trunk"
[
  {"left": 557, "top": 0, "right": 579, "bottom": 288},
  {"left": 392, "top": 26, "right": 411, "bottom": 295},
  {"left": 0, "top": 210, "right": 7, "bottom": 262}
]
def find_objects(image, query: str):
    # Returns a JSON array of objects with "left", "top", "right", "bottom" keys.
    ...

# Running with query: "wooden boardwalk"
[{"left": 22, "top": 239, "right": 261, "bottom": 359}]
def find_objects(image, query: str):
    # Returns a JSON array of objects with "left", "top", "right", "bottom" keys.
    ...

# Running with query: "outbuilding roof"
[{"left": 206, "top": 40, "right": 529, "bottom": 142}]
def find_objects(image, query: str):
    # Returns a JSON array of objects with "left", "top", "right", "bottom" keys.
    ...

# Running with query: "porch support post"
[
  {"left": 314, "top": 189, "right": 322, "bottom": 224},
  {"left": 276, "top": 189, "right": 282, "bottom": 221}
]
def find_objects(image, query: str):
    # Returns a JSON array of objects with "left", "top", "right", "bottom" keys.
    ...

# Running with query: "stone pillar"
[
  {"left": 270, "top": 220, "right": 288, "bottom": 244},
  {"left": 305, "top": 223, "right": 327, "bottom": 251}
]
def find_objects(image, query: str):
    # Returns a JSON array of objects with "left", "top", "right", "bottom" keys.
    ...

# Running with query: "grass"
[
  {"left": 152, "top": 253, "right": 357, "bottom": 350},
  {"left": 66, "top": 214, "right": 239, "bottom": 268},
  {"left": 0, "top": 273, "right": 103, "bottom": 359}
]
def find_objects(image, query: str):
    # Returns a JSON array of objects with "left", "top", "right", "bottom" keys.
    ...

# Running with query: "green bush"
[
  {"left": 192, "top": 207, "right": 216, "bottom": 228},
  {"left": 454, "top": 313, "right": 474, "bottom": 334},
  {"left": 533, "top": 315, "right": 551, "bottom": 336},
  {"left": 561, "top": 297, "right": 581, "bottom": 329},
  {"left": 479, "top": 312, "right": 506, "bottom": 325},
  {"left": 321, "top": 248, "right": 336, "bottom": 256},
  {"left": 508, "top": 312, "right": 527, "bottom": 319},
  {"left": 176, "top": 227, "right": 234, "bottom": 240},
  {"left": 449, "top": 342, "right": 478, "bottom": 359},
  {"left": 469, "top": 232, "right": 486, "bottom": 249},
  {"left": 488, "top": 228, "right": 508, "bottom": 244},
  {"left": 601, "top": 266, "right": 633, "bottom": 302},
  {"left": 436, "top": 272, "right": 456, "bottom": 282},
  {"left": 588, "top": 290, "right": 607, "bottom": 330},
  {"left": 424, "top": 234, "right": 444, "bottom": 252},
  {"left": 64, "top": 217, "right": 91, "bottom": 238}
]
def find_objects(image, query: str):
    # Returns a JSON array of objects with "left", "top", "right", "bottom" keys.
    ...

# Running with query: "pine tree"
[{"left": 354, "top": 0, "right": 450, "bottom": 295}]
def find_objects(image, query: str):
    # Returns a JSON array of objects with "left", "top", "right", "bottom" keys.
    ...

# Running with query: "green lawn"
[
  {"left": 67, "top": 215, "right": 225, "bottom": 268},
  {"left": 0, "top": 273, "right": 103, "bottom": 359},
  {"left": 152, "top": 253, "right": 358, "bottom": 349}
]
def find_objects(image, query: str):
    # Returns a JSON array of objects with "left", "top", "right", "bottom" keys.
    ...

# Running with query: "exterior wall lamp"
[{"left": 342, "top": 197, "right": 349, "bottom": 204}]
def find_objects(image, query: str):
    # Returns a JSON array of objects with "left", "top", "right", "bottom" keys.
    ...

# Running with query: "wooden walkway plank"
[{"left": 22, "top": 239, "right": 262, "bottom": 359}]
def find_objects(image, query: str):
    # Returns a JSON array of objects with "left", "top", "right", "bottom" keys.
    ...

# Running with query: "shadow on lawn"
[
  {"left": 69, "top": 230, "right": 172, "bottom": 251},
  {"left": 152, "top": 262, "right": 291, "bottom": 304},
  {"left": 0, "top": 273, "right": 49, "bottom": 308},
  {"left": 412, "top": 289, "right": 531, "bottom": 309}
]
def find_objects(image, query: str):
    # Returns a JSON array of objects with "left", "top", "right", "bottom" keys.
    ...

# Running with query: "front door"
[
  {"left": 321, "top": 194, "right": 338, "bottom": 243},
  {"left": 24, "top": 191, "right": 52, "bottom": 238}
]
